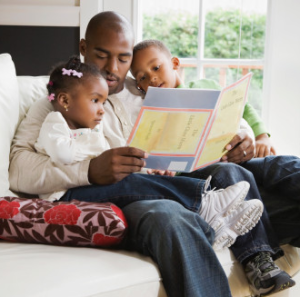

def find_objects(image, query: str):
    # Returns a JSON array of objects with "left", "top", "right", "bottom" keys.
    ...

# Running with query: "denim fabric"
[
  {"left": 122, "top": 200, "right": 231, "bottom": 297},
  {"left": 62, "top": 173, "right": 205, "bottom": 212},
  {"left": 61, "top": 174, "right": 232, "bottom": 297},
  {"left": 241, "top": 155, "right": 300, "bottom": 247}
]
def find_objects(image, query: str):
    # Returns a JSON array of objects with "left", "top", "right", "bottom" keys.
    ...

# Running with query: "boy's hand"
[
  {"left": 88, "top": 147, "right": 148, "bottom": 185},
  {"left": 147, "top": 169, "right": 176, "bottom": 176},
  {"left": 255, "top": 133, "right": 277, "bottom": 157},
  {"left": 221, "top": 130, "right": 255, "bottom": 164}
]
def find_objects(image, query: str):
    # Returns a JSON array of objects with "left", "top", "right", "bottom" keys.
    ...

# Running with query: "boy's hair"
[
  {"left": 133, "top": 39, "right": 172, "bottom": 57},
  {"left": 47, "top": 55, "right": 102, "bottom": 101}
]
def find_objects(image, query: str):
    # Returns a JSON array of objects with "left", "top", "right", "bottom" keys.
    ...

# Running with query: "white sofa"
[{"left": 1, "top": 52, "right": 300, "bottom": 297}]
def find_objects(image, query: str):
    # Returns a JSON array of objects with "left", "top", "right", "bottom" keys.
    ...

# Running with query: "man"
[{"left": 9, "top": 11, "right": 298, "bottom": 297}]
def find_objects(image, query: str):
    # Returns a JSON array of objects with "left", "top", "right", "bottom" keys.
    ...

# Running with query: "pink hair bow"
[
  {"left": 48, "top": 93, "right": 55, "bottom": 102},
  {"left": 62, "top": 68, "right": 83, "bottom": 78},
  {"left": 62, "top": 68, "right": 73, "bottom": 76},
  {"left": 72, "top": 70, "right": 83, "bottom": 78}
]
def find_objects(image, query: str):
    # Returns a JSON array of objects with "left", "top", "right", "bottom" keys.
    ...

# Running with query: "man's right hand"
[{"left": 88, "top": 147, "right": 148, "bottom": 185}]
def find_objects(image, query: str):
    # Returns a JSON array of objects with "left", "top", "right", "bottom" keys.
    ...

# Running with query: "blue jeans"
[
  {"left": 61, "top": 174, "right": 232, "bottom": 297},
  {"left": 242, "top": 155, "right": 300, "bottom": 247}
]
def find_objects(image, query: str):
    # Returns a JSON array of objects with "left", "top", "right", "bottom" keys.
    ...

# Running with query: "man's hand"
[
  {"left": 221, "top": 130, "right": 255, "bottom": 164},
  {"left": 255, "top": 133, "right": 276, "bottom": 157},
  {"left": 88, "top": 147, "right": 148, "bottom": 185},
  {"left": 147, "top": 169, "right": 176, "bottom": 176}
]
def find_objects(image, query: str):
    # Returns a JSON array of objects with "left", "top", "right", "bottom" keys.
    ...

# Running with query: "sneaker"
[
  {"left": 244, "top": 252, "right": 296, "bottom": 296},
  {"left": 200, "top": 176, "right": 250, "bottom": 221},
  {"left": 212, "top": 199, "right": 264, "bottom": 251}
]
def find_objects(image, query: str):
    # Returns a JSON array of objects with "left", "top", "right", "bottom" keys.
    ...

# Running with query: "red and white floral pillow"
[{"left": 0, "top": 196, "right": 127, "bottom": 247}]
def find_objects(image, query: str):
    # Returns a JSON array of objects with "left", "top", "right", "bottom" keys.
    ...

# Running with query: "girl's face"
[
  {"left": 131, "top": 46, "right": 180, "bottom": 93},
  {"left": 64, "top": 76, "right": 108, "bottom": 130}
]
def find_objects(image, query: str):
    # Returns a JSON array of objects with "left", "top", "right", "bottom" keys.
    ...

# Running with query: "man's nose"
[{"left": 106, "top": 57, "right": 118, "bottom": 73}]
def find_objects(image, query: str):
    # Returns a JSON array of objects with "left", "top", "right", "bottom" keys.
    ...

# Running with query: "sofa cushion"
[
  {"left": 0, "top": 53, "right": 19, "bottom": 196},
  {"left": 17, "top": 75, "right": 49, "bottom": 125},
  {"left": 0, "top": 196, "right": 127, "bottom": 247}
]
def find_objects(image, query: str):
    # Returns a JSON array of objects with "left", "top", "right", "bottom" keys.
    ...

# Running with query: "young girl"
[
  {"left": 35, "top": 56, "right": 109, "bottom": 200},
  {"left": 34, "top": 56, "right": 263, "bottom": 251}
]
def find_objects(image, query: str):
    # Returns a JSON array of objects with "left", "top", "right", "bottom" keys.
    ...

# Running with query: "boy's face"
[
  {"left": 63, "top": 77, "right": 108, "bottom": 130},
  {"left": 131, "top": 46, "right": 180, "bottom": 93},
  {"left": 80, "top": 27, "right": 134, "bottom": 95}
]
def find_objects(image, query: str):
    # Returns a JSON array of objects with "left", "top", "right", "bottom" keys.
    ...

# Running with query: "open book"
[{"left": 127, "top": 73, "right": 252, "bottom": 172}]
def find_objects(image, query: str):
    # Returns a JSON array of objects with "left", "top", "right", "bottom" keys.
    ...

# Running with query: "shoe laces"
[
  {"left": 203, "top": 176, "right": 224, "bottom": 197},
  {"left": 251, "top": 252, "right": 277, "bottom": 275}
]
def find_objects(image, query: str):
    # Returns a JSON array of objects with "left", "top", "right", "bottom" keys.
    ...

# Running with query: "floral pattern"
[{"left": 0, "top": 197, "right": 127, "bottom": 247}]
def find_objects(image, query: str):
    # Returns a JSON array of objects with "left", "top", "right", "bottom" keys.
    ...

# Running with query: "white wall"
[{"left": 263, "top": 0, "right": 300, "bottom": 156}]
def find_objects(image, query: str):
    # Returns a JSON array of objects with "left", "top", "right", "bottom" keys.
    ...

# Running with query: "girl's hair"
[{"left": 47, "top": 55, "right": 102, "bottom": 102}]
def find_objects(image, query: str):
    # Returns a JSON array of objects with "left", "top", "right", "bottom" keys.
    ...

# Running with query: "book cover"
[{"left": 127, "top": 73, "right": 252, "bottom": 172}]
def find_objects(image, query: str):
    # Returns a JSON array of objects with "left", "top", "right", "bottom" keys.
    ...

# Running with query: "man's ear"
[
  {"left": 79, "top": 39, "right": 87, "bottom": 57},
  {"left": 57, "top": 93, "right": 70, "bottom": 110},
  {"left": 171, "top": 57, "right": 180, "bottom": 70}
]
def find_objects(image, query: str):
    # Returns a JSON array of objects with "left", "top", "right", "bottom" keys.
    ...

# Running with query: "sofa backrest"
[
  {"left": 17, "top": 75, "right": 49, "bottom": 125},
  {"left": 0, "top": 53, "right": 20, "bottom": 196},
  {"left": 0, "top": 53, "right": 49, "bottom": 196}
]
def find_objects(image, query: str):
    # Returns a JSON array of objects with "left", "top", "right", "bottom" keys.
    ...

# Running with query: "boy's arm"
[
  {"left": 9, "top": 99, "right": 90, "bottom": 195},
  {"left": 243, "top": 103, "right": 276, "bottom": 157}
]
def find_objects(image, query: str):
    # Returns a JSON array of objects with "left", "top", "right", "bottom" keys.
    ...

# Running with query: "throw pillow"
[{"left": 0, "top": 196, "right": 127, "bottom": 247}]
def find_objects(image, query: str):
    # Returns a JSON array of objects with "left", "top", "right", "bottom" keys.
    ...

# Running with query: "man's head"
[
  {"left": 80, "top": 11, "right": 134, "bottom": 95},
  {"left": 130, "top": 39, "right": 182, "bottom": 93}
]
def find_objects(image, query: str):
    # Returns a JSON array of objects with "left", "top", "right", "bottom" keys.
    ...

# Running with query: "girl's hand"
[{"left": 147, "top": 169, "right": 176, "bottom": 176}]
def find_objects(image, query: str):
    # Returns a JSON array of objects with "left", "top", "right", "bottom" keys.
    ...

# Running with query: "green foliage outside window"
[{"left": 143, "top": 9, "right": 266, "bottom": 113}]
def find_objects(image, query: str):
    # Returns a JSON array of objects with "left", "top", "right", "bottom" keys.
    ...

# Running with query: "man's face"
[{"left": 80, "top": 27, "right": 134, "bottom": 95}]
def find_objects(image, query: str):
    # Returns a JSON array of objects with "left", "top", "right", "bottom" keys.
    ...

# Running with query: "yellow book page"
[
  {"left": 130, "top": 109, "right": 210, "bottom": 155},
  {"left": 196, "top": 77, "right": 249, "bottom": 167}
]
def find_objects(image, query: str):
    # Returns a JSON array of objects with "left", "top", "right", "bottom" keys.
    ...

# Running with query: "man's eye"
[
  {"left": 97, "top": 55, "right": 107, "bottom": 59},
  {"left": 119, "top": 58, "right": 130, "bottom": 63}
]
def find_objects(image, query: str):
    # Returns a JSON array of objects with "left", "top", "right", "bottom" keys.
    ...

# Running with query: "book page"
[
  {"left": 194, "top": 73, "right": 252, "bottom": 169},
  {"left": 129, "top": 108, "right": 211, "bottom": 155}
]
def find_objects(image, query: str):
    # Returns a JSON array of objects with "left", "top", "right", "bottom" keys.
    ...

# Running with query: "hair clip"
[
  {"left": 48, "top": 93, "right": 55, "bottom": 102},
  {"left": 62, "top": 68, "right": 73, "bottom": 76},
  {"left": 62, "top": 68, "right": 83, "bottom": 78},
  {"left": 72, "top": 70, "right": 83, "bottom": 78},
  {"left": 48, "top": 81, "right": 53, "bottom": 86}
]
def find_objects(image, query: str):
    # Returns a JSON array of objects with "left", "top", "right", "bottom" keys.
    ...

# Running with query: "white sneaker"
[
  {"left": 199, "top": 176, "right": 250, "bottom": 224},
  {"left": 213, "top": 199, "right": 264, "bottom": 251}
]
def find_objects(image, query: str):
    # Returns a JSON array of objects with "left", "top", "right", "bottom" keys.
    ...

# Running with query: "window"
[{"left": 137, "top": 0, "right": 268, "bottom": 115}]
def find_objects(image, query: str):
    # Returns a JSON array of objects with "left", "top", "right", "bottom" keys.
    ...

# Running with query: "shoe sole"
[
  {"left": 251, "top": 271, "right": 296, "bottom": 296},
  {"left": 213, "top": 200, "right": 263, "bottom": 250},
  {"left": 224, "top": 181, "right": 250, "bottom": 217}
]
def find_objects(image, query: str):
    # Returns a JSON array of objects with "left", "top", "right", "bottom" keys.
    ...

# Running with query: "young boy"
[
  {"left": 130, "top": 39, "right": 295, "bottom": 296},
  {"left": 130, "top": 39, "right": 276, "bottom": 158}
]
